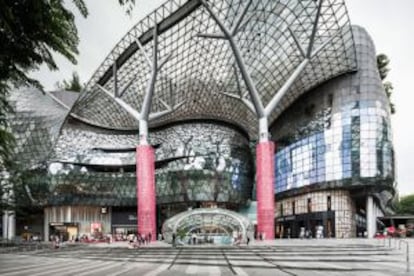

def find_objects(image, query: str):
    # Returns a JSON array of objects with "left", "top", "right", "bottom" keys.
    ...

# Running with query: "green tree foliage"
[
  {"left": 119, "top": 0, "right": 136, "bottom": 15},
  {"left": 376, "top": 53, "right": 395, "bottom": 114},
  {"left": 0, "top": 0, "right": 88, "bottom": 168},
  {"left": 396, "top": 194, "right": 414, "bottom": 214},
  {"left": 0, "top": 0, "right": 137, "bottom": 165},
  {"left": 56, "top": 71, "right": 83, "bottom": 92},
  {"left": 0, "top": 1, "right": 137, "bottom": 216},
  {"left": 377, "top": 54, "right": 390, "bottom": 80},
  {"left": 383, "top": 81, "right": 396, "bottom": 114},
  {"left": 0, "top": 0, "right": 89, "bottom": 215}
]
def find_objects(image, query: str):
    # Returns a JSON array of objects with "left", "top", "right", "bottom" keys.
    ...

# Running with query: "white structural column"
[
  {"left": 2, "top": 211, "right": 16, "bottom": 240},
  {"left": 44, "top": 209, "right": 49, "bottom": 242},
  {"left": 366, "top": 195, "right": 375, "bottom": 238}
]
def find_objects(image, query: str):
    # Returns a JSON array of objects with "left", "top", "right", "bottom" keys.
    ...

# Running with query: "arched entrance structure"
[{"left": 162, "top": 208, "right": 253, "bottom": 244}]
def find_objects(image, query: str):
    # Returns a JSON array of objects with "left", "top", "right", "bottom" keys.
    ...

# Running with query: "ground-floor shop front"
[
  {"left": 275, "top": 189, "right": 384, "bottom": 238},
  {"left": 276, "top": 211, "right": 335, "bottom": 238},
  {"left": 3, "top": 190, "right": 385, "bottom": 240}
]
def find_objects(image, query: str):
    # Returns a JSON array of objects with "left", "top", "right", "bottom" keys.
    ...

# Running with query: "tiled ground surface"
[{"left": 0, "top": 239, "right": 411, "bottom": 276}]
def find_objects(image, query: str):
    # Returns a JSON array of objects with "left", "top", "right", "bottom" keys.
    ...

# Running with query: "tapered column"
[
  {"left": 137, "top": 145, "right": 156, "bottom": 241},
  {"left": 256, "top": 141, "right": 275, "bottom": 240}
]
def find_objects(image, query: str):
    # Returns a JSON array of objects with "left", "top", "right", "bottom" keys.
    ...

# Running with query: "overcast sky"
[{"left": 31, "top": 0, "right": 414, "bottom": 196}]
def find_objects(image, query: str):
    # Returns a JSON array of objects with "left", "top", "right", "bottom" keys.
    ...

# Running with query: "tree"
[
  {"left": 0, "top": 1, "right": 139, "bottom": 220},
  {"left": 0, "top": 0, "right": 138, "bottom": 165},
  {"left": 376, "top": 53, "right": 396, "bottom": 114},
  {"left": 0, "top": 0, "right": 90, "bottom": 218},
  {"left": 395, "top": 194, "right": 414, "bottom": 215},
  {"left": 55, "top": 71, "right": 83, "bottom": 92},
  {"left": 383, "top": 81, "right": 396, "bottom": 114},
  {"left": 377, "top": 54, "right": 390, "bottom": 80},
  {"left": 119, "top": 0, "right": 136, "bottom": 15},
  {"left": 0, "top": 0, "right": 88, "bottom": 169}
]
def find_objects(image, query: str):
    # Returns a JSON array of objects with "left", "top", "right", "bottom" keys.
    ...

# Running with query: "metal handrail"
[
  {"left": 376, "top": 238, "right": 409, "bottom": 273},
  {"left": 398, "top": 240, "right": 410, "bottom": 273}
]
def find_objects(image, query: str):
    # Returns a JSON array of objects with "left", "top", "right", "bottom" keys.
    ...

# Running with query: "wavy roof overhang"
[{"left": 70, "top": 0, "right": 357, "bottom": 138}]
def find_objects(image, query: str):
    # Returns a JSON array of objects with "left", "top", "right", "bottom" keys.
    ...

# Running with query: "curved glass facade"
[
  {"left": 70, "top": 0, "right": 356, "bottom": 136},
  {"left": 18, "top": 121, "right": 253, "bottom": 207},
  {"left": 3, "top": 0, "right": 396, "bottom": 240},
  {"left": 154, "top": 123, "right": 253, "bottom": 205},
  {"left": 271, "top": 27, "right": 394, "bottom": 197}
]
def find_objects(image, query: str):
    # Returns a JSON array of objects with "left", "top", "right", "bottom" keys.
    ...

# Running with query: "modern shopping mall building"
[{"left": 2, "top": 0, "right": 395, "bottom": 242}]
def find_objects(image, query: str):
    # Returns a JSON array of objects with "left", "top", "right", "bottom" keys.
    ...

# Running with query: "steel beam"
[
  {"left": 288, "top": 27, "right": 306, "bottom": 58},
  {"left": 113, "top": 63, "right": 118, "bottom": 97},
  {"left": 231, "top": 0, "right": 252, "bottom": 36},
  {"left": 219, "top": 92, "right": 256, "bottom": 114},
  {"left": 97, "top": 84, "right": 142, "bottom": 121},
  {"left": 196, "top": 33, "right": 226, "bottom": 40},
  {"left": 97, "top": 0, "right": 202, "bottom": 86},
  {"left": 119, "top": 77, "right": 135, "bottom": 98},
  {"left": 201, "top": 0, "right": 265, "bottom": 118},
  {"left": 264, "top": 59, "right": 309, "bottom": 116},
  {"left": 310, "top": 29, "right": 341, "bottom": 58},
  {"left": 135, "top": 38, "right": 152, "bottom": 67},
  {"left": 140, "top": 26, "right": 159, "bottom": 121},
  {"left": 307, "top": 0, "right": 324, "bottom": 58},
  {"left": 44, "top": 91, "right": 70, "bottom": 110}
]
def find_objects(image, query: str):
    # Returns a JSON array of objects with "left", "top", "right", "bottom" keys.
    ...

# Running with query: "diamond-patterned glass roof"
[{"left": 70, "top": 0, "right": 356, "bottom": 137}]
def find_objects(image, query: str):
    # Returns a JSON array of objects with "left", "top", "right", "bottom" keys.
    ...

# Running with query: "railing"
[
  {"left": 0, "top": 239, "right": 51, "bottom": 254},
  {"left": 398, "top": 240, "right": 410, "bottom": 273},
  {"left": 377, "top": 237, "right": 410, "bottom": 273}
]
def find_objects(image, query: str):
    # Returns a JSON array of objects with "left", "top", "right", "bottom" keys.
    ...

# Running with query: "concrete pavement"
[{"left": 0, "top": 238, "right": 412, "bottom": 275}]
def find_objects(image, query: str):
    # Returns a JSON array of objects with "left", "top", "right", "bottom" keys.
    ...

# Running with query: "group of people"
[
  {"left": 128, "top": 232, "right": 153, "bottom": 248},
  {"left": 171, "top": 232, "right": 197, "bottom": 247},
  {"left": 171, "top": 232, "right": 253, "bottom": 247}
]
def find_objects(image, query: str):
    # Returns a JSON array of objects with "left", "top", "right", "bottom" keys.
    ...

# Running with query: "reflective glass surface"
[
  {"left": 162, "top": 208, "right": 254, "bottom": 243},
  {"left": 71, "top": 0, "right": 356, "bottom": 137},
  {"left": 15, "top": 119, "right": 253, "bottom": 207},
  {"left": 272, "top": 27, "right": 394, "bottom": 195}
]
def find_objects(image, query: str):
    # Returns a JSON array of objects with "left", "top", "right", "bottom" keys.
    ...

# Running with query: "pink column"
[
  {"left": 136, "top": 145, "right": 156, "bottom": 241},
  {"left": 256, "top": 141, "right": 275, "bottom": 240}
]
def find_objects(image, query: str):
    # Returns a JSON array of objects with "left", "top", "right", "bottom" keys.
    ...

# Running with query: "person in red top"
[{"left": 387, "top": 225, "right": 396, "bottom": 237}]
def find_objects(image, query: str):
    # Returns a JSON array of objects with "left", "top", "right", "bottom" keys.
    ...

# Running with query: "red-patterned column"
[
  {"left": 136, "top": 145, "right": 156, "bottom": 241},
  {"left": 256, "top": 141, "right": 275, "bottom": 240}
]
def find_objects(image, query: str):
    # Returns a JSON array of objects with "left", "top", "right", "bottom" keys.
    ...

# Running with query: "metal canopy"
[{"left": 70, "top": 0, "right": 356, "bottom": 138}]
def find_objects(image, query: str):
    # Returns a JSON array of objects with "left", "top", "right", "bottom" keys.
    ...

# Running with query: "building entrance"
[
  {"left": 49, "top": 222, "right": 78, "bottom": 241},
  {"left": 276, "top": 211, "right": 335, "bottom": 238},
  {"left": 162, "top": 208, "right": 253, "bottom": 245}
]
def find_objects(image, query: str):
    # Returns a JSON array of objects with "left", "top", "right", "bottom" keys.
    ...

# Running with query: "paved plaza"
[{"left": 0, "top": 239, "right": 412, "bottom": 275}]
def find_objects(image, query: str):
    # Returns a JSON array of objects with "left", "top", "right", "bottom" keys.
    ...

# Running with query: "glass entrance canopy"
[{"left": 162, "top": 208, "right": 254, "bottom": 244}]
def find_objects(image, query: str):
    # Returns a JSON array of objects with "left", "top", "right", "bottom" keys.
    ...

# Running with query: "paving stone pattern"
[{"left": 0, "top": 239, "right": 411, "bottom": 276}]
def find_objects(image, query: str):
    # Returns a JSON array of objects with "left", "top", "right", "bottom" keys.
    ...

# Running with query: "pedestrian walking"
[{"left": 172, "top": 232, "right": 176, "bottom": 248}]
